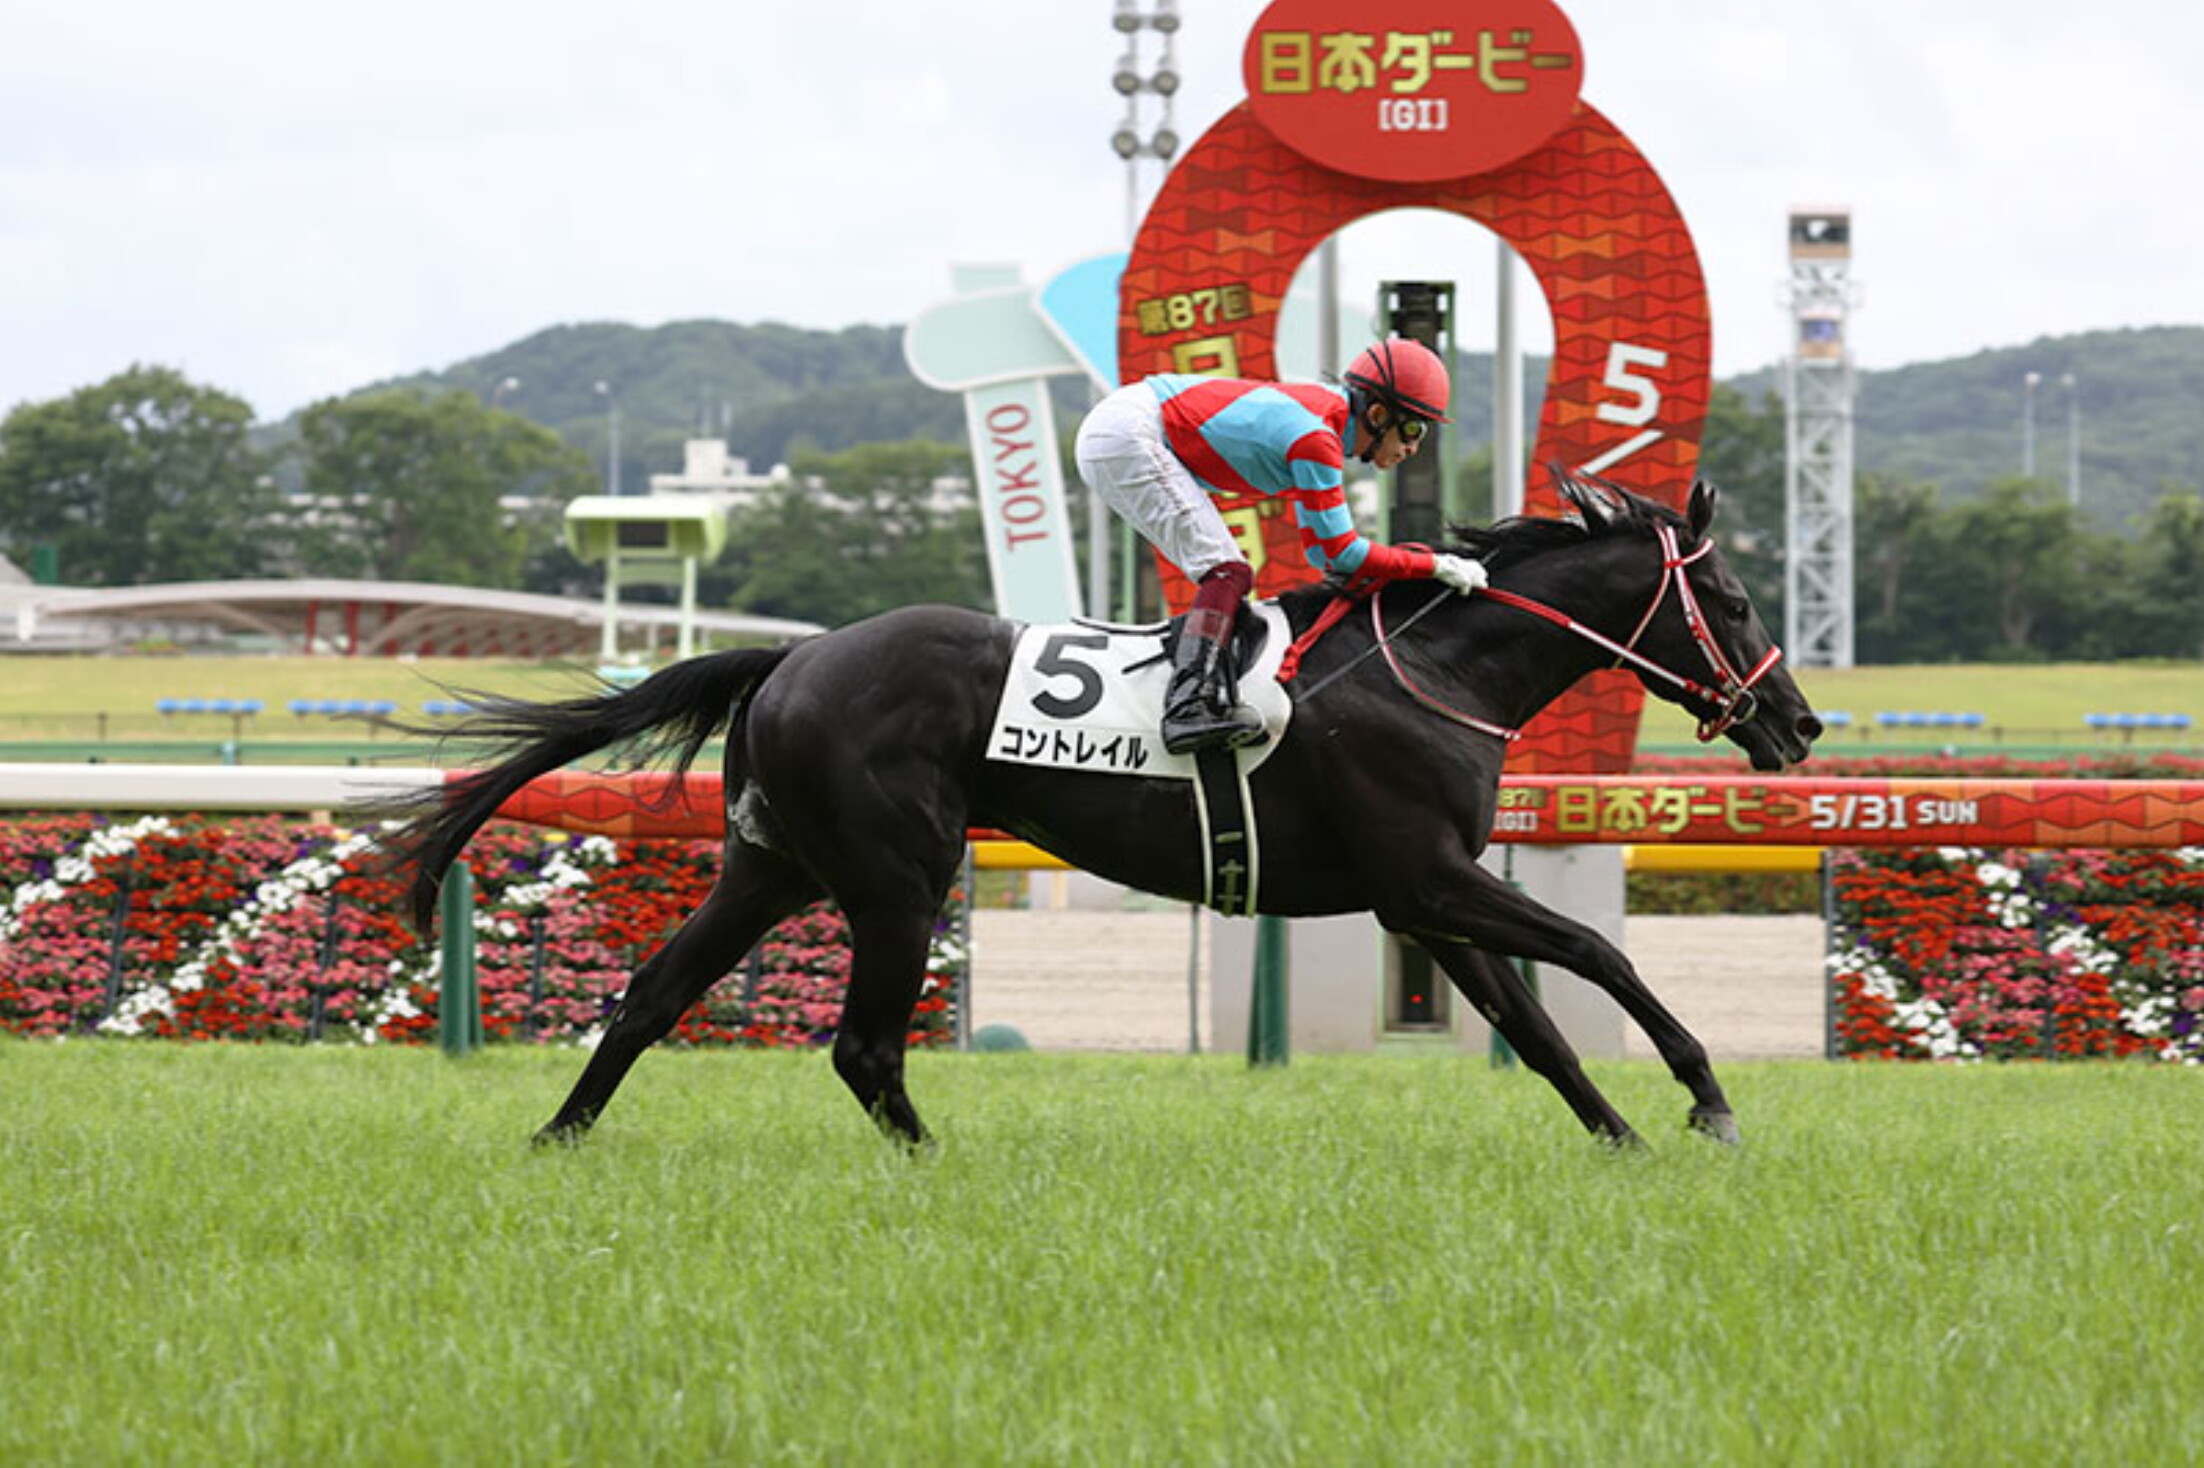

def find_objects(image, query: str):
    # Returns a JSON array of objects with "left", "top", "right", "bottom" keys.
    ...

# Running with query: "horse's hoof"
[
  {"left": 1687, "top": 1109, "right": 1744, "bottom": 1146},
  {"left": 531, "top": 1123, "right": 588, "bottom": 1150}
]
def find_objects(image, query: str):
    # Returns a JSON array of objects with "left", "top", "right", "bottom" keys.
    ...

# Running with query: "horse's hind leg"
[
  {"left": 536, "top": 844, "right": 819, "bottom": 1146},
  {"left": 1422, "top": 939, "right": 1641, "bottom": 1147},
  {"left": 830, "top": 904, "right": 943, "bottom": 1149}
]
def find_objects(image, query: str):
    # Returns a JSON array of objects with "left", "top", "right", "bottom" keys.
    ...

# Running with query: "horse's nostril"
[{"left": 1800, "top": 715, "right": 1826, "bottom": 741}]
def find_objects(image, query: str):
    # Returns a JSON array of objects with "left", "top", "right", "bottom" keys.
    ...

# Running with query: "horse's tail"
[{"left": 381, "top": 644, "right": 800, "bottom": 934}]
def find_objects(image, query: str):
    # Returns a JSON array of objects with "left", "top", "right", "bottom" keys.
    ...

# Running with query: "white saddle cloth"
[{"left": 985, "top": 603, "right": 1294, "bottom": 778}]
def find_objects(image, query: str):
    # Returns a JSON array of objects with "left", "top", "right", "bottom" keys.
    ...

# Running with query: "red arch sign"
[{"left": 1118, "top": 33, "right": 1712, "bottom": 774}]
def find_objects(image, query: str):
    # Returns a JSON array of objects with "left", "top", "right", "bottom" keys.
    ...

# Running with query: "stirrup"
[{"left": 1162, "top": 699, "right": 1267, "bottom": 756}]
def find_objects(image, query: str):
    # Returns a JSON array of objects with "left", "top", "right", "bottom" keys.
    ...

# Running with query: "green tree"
[
  {"left": 2130, "top": 488, "right": 2204, "bottom": 658},
  {"left": 1939, "top": 476, "right": 2081, "bottom": 658},
  {"left": 2049, "top": 529, "right": 2151, "bottom": 660},
  {"left": 292, "top": 389, "right": 593, "bottom": 586},
  {"left": 714, "top": 439, "right": 985, "bottom": 625},
  {"left": 1854, "top": 471, "right": 1941, "bottom": 626},
  {"left": 1693, "top": 383, "right": 1787, "bottom": 623},
  {"left": 0, "top": 365, "right": 272, "bottom": 585}
]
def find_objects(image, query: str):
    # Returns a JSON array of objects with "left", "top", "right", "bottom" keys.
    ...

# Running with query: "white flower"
[
  {"left": 1891, "top": 995, "right": 1977, "bottom": 1060},
  {"left": 2122, "top": 994, "right": 2175, "bottom": 1037},
  {"left": 2046, "top": 925, "right": 2119, "bottom": 976},
  {"left": 98, "top": 982, "right": 175, "bottom": 1036},
  {"left": 1971, "top": 860, "right": 2037, "bottom": 928},
  {"left": 1828, "top": 945, "right": 1898, "bottom": 1000}
]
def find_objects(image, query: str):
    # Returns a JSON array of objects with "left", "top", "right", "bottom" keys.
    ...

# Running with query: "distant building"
[
  {"left": 647, "top": 441, "right": 791, "bottom": 512},
  {"left": 649, "top": 439, "right": 973, "bottom": 517}
]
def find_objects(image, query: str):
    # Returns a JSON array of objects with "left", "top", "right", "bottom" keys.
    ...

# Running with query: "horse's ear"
[
  {"left": 1550, "top": 462, "right": 1623, "bottom": 527},
  {"left": 1688, "top": 479, "right": 1719, "bottom": 538}
]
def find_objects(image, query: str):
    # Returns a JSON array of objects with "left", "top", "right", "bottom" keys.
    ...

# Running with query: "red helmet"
[{"left": 1344, "top": 337, "right": 1453, "bottom": 423}]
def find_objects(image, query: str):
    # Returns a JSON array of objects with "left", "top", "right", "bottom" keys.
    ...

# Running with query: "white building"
[
  {"left": 650, "top": 439, "right": 973, "bottom": 517},
  {"left": 647, "top": 440, "right": 792, "bottom": 512}
]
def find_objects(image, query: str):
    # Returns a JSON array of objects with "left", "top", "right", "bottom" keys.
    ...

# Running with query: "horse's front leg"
[
  {"left": 1420, "top": 939, "right": 1641, "bottom": 1146},
  {"left": 1395, "top": 862, "right": 1740, "bottom": 1145}
]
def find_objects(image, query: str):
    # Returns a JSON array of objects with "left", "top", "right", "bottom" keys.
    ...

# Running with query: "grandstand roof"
[{"left": 3, "top": 578, "right": 822, "bottom": 658}]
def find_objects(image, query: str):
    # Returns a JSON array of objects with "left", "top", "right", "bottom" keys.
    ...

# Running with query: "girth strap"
[{"left": 1190, "top": 746, "right": 1258, "bottom": 916}]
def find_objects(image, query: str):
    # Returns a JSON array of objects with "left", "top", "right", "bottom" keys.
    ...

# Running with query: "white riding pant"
[{"left": 1075, "top": 383, "right": 1245, "bottom": 579}]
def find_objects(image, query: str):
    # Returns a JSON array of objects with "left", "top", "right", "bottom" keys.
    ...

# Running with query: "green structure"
[{"left": 562, "top": 495, "right": 729, "bottom": 663}]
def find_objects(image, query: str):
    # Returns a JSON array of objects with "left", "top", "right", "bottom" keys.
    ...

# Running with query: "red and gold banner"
[
  {"left": 1496, "top": 778, "right": 2204, "bottom": 849},
  {"left": 482, "top": 772, "right": 2204, "bottom": 851}
]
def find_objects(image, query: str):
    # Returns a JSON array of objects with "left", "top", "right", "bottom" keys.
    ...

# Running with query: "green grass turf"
[
  {"left": 0, "top": 655, "right": 596, "bottom": 716},
  {"left": 5, "top": 654, "right": 2197, "bottom": 757},
  {"left": 1637, "top": 659, "right": 2203, "bottom": 749},
  {"left": 3, "top": 1044, "right": 2197, "bottom": 1464}
]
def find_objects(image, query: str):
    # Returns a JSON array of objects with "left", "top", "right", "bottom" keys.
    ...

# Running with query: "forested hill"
[
  {"left": 1725, "top": 325, "right": 2204, "bottom": 531},
  {"left": 334, "top": 320, "right": 971, "bottom": 484},
  {"left": 336, "top": 318, "right": 2202, "bottom": 532}
]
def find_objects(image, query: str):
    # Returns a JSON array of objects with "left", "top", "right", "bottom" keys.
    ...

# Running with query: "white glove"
[{"left": 1430, "top": 553, "right": 1488, "bottom": 596}]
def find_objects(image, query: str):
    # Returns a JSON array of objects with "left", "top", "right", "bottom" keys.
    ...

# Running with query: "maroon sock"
[{"left": 1184, "top": 563, "right": 1253, "bottom": 642}]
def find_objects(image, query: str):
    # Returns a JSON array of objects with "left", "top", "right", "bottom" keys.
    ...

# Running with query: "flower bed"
[
  {"left": 0, "top": 814, "right": 962, "bottom": 1047},
  {"left": 1827, "top": 847, "right": 2204, "bottom": 1063}
]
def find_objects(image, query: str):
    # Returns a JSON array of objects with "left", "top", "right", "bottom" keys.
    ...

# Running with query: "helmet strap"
[{"left": 1346, "top": 386, "right": 1382, "bottom": 464}]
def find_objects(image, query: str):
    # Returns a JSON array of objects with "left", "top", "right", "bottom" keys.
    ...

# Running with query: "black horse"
[{"left": 388, "top": 470, "right": 1820, "bottom": 1149}]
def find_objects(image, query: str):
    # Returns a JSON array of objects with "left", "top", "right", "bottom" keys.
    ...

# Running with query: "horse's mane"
[{"left": 1445, "top": 478, "right": 1689, "bottom": 563}]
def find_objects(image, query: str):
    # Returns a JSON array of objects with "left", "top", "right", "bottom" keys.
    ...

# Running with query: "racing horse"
[{"left": 386, "top": 469, "right": 1821, "bottom": 1149}]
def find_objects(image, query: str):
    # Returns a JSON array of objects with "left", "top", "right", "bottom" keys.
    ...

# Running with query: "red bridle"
[{"left": 1354, "top": 522, "right": 1783, "bottom": 743}]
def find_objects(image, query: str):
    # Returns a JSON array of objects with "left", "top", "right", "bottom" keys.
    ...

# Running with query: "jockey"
[{"left": 1074, "top": 336, "right": 1489, "bottom": 755}]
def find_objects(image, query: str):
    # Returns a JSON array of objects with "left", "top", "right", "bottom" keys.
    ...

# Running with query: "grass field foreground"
[{"left": 3, "top": 1045, "right": 2198, "bottom": 1464}]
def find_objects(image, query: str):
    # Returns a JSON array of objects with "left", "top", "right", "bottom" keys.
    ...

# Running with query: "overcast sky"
[{"left": 3, "top": 0, "right": 2195, "bottom": 422}]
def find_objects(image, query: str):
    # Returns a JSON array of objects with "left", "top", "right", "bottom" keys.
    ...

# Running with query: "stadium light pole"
[
  {"left": 1104, "top": 0, "right": 1181, "bottom": 624},
  {"left": 2021, "top": 370, "right": 2040, "bottom": 479},
  {"left": 2061, "top": 371, "right": 2080, "bottom": 508},
  {"left": 1110, "top": 0, "right": 1181, "bottom": 245},
  {"left": 593, "top": 380, "right": 622, "bottom": 496}
]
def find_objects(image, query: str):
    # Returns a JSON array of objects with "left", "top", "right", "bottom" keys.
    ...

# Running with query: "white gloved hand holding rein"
[{"left": 1430, "top": 554, "right": 1488, "bottom": 596}]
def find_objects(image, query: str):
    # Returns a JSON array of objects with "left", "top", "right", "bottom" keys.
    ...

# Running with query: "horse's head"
[{"left": 1551, "top": 467, "right": 1822, "bottom": 771}]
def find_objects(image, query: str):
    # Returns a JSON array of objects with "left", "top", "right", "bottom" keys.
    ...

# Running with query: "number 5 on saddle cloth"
[{"left": 985, "top": 605, "right": 1295, "bottom": 916}]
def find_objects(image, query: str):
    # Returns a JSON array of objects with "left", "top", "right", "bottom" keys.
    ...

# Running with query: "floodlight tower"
[
  {"left": 1110, "top": 0, "right": 1181, "bottom": 243},
  {"left": 1781, "top": 206, "right": 1858, "bottom": 669}
]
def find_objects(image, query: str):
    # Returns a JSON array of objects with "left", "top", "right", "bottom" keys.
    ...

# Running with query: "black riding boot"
[{"left": 1161, "top": 615, "right": 1266, "bottom": 755}]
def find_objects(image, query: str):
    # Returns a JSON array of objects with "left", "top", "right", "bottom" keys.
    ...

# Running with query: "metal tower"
[{"left": 1782, "top": 206, "right": 1858, "bottom": 668}]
